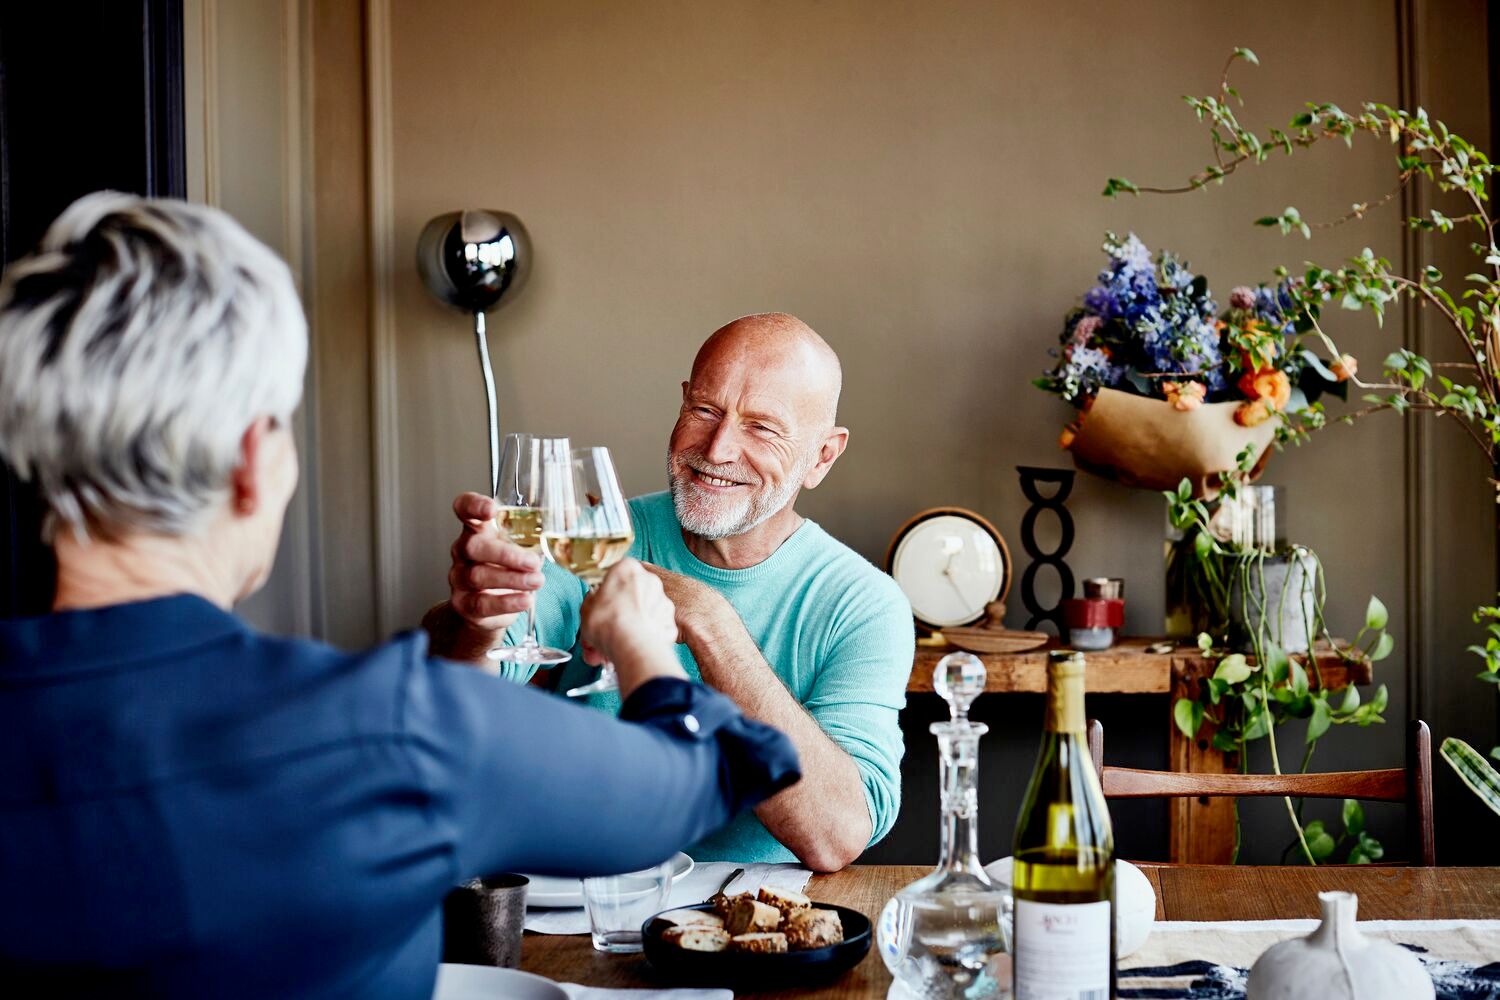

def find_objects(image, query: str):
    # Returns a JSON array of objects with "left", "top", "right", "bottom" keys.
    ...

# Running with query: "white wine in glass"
[
  {"left": 541, "top": 444, "right": 634, "bottom": 697},
  {"left": 486, "top": 433, "right": 573, "bottom": 667}
]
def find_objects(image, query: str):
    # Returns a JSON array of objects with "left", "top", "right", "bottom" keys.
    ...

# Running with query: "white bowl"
[{"left": 983, "top": 856, "right": 1156, "bottom": 958}]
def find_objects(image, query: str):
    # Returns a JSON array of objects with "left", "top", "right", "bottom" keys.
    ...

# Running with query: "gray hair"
[{"left": 0, "top": 192, "right": 307, "bottom": 539}]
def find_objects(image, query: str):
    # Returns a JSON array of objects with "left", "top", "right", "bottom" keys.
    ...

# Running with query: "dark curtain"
[{"left": 0, "top": 0, "right": 184, "bottom": 617}]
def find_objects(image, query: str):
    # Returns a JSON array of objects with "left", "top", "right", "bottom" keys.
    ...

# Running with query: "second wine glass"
[
  {"left": 541, "top": 444, "right": 635, "bottom": 697},
  {"left": 486, "top": 433, "right": 574, "bottom": 666}
]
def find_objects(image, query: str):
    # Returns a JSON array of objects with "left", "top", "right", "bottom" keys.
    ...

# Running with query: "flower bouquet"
[{"left": 1034, "top": 233, "right": 1350, "bottom": 496}]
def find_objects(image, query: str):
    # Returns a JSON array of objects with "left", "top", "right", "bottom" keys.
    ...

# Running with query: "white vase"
[{"left": 1246, "top": 891, "right": 1434, "bottom": 999}]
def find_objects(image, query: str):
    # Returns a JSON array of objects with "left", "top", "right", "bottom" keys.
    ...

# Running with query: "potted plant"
[
  {"left": 1103, "top": 47, "right": 1500, "bottom": 818},
  {"left": 1167, "top": 457, "right": 1394, "bottom": 863},
  {"left": 1035, "top": 234, "right": 1347, "bottom": 497}
]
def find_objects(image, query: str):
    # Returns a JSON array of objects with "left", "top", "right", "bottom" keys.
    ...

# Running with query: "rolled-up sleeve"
[
  {"left": 398, "top": 637, "right": 800, "bottom": 880},
  {"left": 802, "top": 576, "right": 915, "bottom": 847}
]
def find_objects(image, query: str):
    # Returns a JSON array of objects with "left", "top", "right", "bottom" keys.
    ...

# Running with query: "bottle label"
[{"left": 1013, "top": 898, "right": 1110, "bottom": 1000}]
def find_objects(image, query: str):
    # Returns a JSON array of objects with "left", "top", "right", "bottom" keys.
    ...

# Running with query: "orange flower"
[
  {"left": 1238, "top": 368, "right": 1292, "bottom": 411},
  {"left": 1235, "top": 399, "right": 1274, "bottom": 427},
  {"left": 1163, "top": 380, "right": 1206, "bottom": 412},
  {"left": 1059, "top": 423, "right": 1079, "bottom": 450},
  {"left": 1332, "top": 353, "right": 1358, "bottom": 382}
]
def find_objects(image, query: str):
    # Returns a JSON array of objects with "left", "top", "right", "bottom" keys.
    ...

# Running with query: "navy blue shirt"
[{"left": 0, "top": 595, "right": 799, "bottom": 997}]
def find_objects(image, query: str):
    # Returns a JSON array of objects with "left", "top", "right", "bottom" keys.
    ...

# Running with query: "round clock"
[{"left": 885, "top": 507, "right": 1011, "bottom": 631}]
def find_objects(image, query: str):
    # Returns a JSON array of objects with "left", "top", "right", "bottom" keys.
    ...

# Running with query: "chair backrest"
[{"left": 1086, "top": 718, "right": 1435, "bottom": 866}]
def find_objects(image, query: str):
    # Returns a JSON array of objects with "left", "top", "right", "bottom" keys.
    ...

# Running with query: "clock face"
[{"left": 890, "top": 513, "right": 1007, "bottom": 628}]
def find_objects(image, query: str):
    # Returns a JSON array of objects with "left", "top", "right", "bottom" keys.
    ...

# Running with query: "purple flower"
[
  {"left": 1229, "top": 286, "right": 1256, "bottom": 310},
  {"left": 1071, "top": 315, "right": 1104, "bottom": 345}
]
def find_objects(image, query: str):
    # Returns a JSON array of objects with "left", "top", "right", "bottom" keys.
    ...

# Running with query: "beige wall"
[{"left": 226, "top": 0, "right": 1493, "bottom": 858}]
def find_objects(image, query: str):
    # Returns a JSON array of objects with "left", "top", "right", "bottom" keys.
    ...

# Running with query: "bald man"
[{"left": 425, "top": 314, "right": 915, "bottom": 871}]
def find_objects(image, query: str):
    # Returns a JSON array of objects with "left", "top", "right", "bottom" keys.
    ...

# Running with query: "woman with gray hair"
[{"left": 0, "top": 193, "right": 799, "bottom": 997}]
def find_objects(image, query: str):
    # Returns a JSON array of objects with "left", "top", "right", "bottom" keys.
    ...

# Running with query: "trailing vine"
[{"left": 1166, "top": 454, "right": 1392, "bottom": 864}]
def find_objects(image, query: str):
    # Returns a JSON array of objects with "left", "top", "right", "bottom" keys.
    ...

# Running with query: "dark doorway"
[{"left": 0, "top": 1, "right": 185, "bottom": 617}]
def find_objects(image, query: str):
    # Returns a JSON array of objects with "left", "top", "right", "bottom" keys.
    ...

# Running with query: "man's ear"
[
  {"left": 681, "top": 380, "right": 690, "bottom": 402},
  {"left": 230, "top": 417, "right": 275, "bottom": 518},
  {"left": 802, "top": 426, "right": 849, "bottom": 490}
]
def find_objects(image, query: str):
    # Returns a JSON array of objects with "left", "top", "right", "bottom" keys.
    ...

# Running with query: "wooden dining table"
[{"left": 519, "top": 863, "right": 1500, "bottom": 997}]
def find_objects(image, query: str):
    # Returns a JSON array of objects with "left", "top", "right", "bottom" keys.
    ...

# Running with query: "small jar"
[
  {"left": 1062, "top": 597, "right": 1125, "bottom": 651},
  {"left": 1069, "top": 625, "right": 1114, "bottom": 651}
]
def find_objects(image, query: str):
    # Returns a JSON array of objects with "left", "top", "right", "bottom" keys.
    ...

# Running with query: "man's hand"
[
  {"left": 640, "top": 563, "right": 734, "bottom": 643},
  {"left": 579, "top": 559, "right": 686, "bottom": 699},
  {"left": 447, "top": 491, "right": 547, "bottom": 632},
  {"left": 424, "top": 492, "right": 547, "bottom": 665}
]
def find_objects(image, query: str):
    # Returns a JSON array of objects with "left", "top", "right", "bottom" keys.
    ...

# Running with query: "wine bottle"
[{"left": 1011, "top": 650, "right": 1116, "bottom": 1000}]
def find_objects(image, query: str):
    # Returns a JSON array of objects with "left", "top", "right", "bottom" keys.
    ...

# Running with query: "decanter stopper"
[{"left": 934, "top": 652, "right": 985, "bottom": 725}]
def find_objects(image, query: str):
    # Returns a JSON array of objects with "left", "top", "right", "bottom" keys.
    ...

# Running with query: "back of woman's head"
[{"left": 0, "top": 192, "right": 307, "bottom": 540}]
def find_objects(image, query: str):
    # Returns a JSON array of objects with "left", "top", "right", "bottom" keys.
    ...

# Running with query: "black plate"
[{"left": 641, "top": 902, "right": 871, "bottom": 988}]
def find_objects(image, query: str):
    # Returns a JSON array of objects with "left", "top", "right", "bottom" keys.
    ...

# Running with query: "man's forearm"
[
  {"left": 422, "top": 601, "right": 503, "bottom": 666},
  {"left": 686, "top": 614, "right": 872, "bottom": 872}
]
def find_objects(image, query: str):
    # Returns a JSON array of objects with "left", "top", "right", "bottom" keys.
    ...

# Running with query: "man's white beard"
[{"left": 668, "top": 451, "right": 810, "bottom": 540}]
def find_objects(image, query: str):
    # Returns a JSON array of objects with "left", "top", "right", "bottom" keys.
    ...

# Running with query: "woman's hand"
[{"left": 579, "top": 559, "right": 687, "bottom": 698}]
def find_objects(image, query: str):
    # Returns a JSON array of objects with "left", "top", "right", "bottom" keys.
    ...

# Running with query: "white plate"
[
  {"left": 522, "top": 851, "right": 694, "bottom": 908},
  {"left": 431, "top": 964, "right": 567, "bottom": 1000}
]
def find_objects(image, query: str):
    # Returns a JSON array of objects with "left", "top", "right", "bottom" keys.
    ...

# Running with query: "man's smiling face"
[
  {"left": 667, "top": 311, "right": 851, "bottom": 543},
  {"left": 667, "top": 353, "right": 819, "bottom": 541}
]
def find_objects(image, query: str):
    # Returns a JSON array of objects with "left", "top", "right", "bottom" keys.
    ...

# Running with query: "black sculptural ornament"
[{"left": 1016, "top": 467, "right": 1076, "bottom": 634}]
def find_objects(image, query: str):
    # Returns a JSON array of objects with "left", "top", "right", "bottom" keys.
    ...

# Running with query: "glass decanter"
[{"left": 878, "top": 652, "right": 1012, "bottom": 999}]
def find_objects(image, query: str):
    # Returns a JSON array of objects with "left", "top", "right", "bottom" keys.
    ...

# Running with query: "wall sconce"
[{"left": 416, "top": 209, "right": 531, "bottom": 495}]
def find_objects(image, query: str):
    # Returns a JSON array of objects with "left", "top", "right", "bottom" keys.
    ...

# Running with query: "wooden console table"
[{"left": 907, "top": 637, "right": 1374, "bottom": 863}]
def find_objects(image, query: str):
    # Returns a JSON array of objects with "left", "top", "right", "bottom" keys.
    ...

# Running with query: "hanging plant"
[{"left": 1166, "top": 453, "right": 1393, "bottom": 864}]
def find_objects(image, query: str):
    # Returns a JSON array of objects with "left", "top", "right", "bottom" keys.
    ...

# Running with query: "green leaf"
[
  {"left": 1291, "top": 111, "right": 1315, "bottom": 128},
  {"left": 1212, "top": 729, "right": 1239, "bottom": 752},
  {"left": 1304, "top": 822, "right": 1337, "bottom": 861},
  {"left": 1215, "top": 654, "right": 1254, "bottom": 684},
  {"left": 1370, "top": 684, "right": 1390, "bottom": 714},
  {"left": 1338, "top": 685, "right": 1361, "bottom": 713},
  {"left": 1255, "top": 216, "right": 1281, "bottom": 227},
  {"left": 1365, "top": 595, "right": 1389, "bottom": 630},
  {"left": 1357, "top": 830, "right": 1385, "bottom": 861},
  {"left": 1194, "top": 529, "right": 1214, "bottom": 560},
  {"left": 1263, "top": 643, "right": 1291, "bottom": 684},
  {"left": 1307, "top": 699, "right": 1333, "bottom": 743},
  {"left": 1347, "top": 846, "right": 1372, "bottom": 864},
  {"left": 1197, "top": 632, "right": 1214, "bottom": 653},
  {"left": 1300, "top": 350, "right": 1339, "bottom": 382},
  {"left": 1342, "top": 798, "right": 1365, "bottom": 835},
  {"left": 1233, "top": 47, "right": 1259, "bottom": 66},
  {"left": 1370, "top": 632, "right": 1395, "bottom": 662},
  {"left": 1441, "top": 738, "right": 1500, "bottom": 818},
  {"left": 1173, "top": 697, "right": 1203, "bottom": 739}
]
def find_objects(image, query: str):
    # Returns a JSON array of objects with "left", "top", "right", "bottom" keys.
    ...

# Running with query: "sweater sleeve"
[
  {"left": 801, "top": 572, "right": 915, "bottom": 848},
  {"left": 400, "top": 641, "right": 800, "bottom": 879}
]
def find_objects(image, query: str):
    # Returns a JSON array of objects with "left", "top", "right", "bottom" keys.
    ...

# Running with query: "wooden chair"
[{"left": 1086, "top": 718, "right": 1436, "bottom": 866}]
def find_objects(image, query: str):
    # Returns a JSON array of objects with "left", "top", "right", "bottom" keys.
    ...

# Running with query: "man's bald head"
[
  {"left": 668, "top": 312, "right": 849, "bottom": 541},
  {"left": 689, "top": 313, "right": 842, "bottom": 428}
]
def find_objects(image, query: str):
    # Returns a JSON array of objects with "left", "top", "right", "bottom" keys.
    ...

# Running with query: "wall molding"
[
  {"left": 364, "top": 0, "right": 402, "bottom": 637},
  {"left": 1396, "top": 0, "right": 1431, "bottom": 724}
]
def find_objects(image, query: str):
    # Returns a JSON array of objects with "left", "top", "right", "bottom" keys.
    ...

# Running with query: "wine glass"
[
  {"left": 486, "top": 433, "right": 574, "bottom": 666},
  {"left": 540, "top": 445, "right": 635, "bottom": 697}
]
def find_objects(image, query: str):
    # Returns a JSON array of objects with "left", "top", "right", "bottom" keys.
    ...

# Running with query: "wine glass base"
[
  {"left": 565, "top": 676, "right": 619, "bottom": 698},
  {"left": 487, "top": 644, "right": 572, "bottom": 666}
]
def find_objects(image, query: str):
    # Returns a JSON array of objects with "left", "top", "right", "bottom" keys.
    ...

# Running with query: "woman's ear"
[{"left": 229, "top": 417, "right": 275, "bottom": 517}]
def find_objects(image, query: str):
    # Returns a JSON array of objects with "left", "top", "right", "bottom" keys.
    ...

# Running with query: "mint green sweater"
[{"left": 500, "top": 491, "right": 914, "bottom": 863}]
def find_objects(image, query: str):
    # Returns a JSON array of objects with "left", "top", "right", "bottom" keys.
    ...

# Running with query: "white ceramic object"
[
  {"left": 522, "top": 851, "right": 693, "bottom": 908},
  {"left": 983, "top": 856, "right": 1156, "bottom": 958},
  {"left": 431, "top": 964, "right": 567, "bottom": 1000},
  {"left": 1246, "top": 891, "right": 1434, "bottom": 999}
]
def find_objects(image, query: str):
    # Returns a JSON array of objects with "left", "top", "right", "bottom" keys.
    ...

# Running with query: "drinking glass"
[
  {"left": 486, "top": 433, "right": 573, "bottom": 666},
  {"left": 582, "top": 861, "right": 672, "bottom": 953},
  {"left": 540, "top": 445, "right": 634, "bottom": 697}
]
